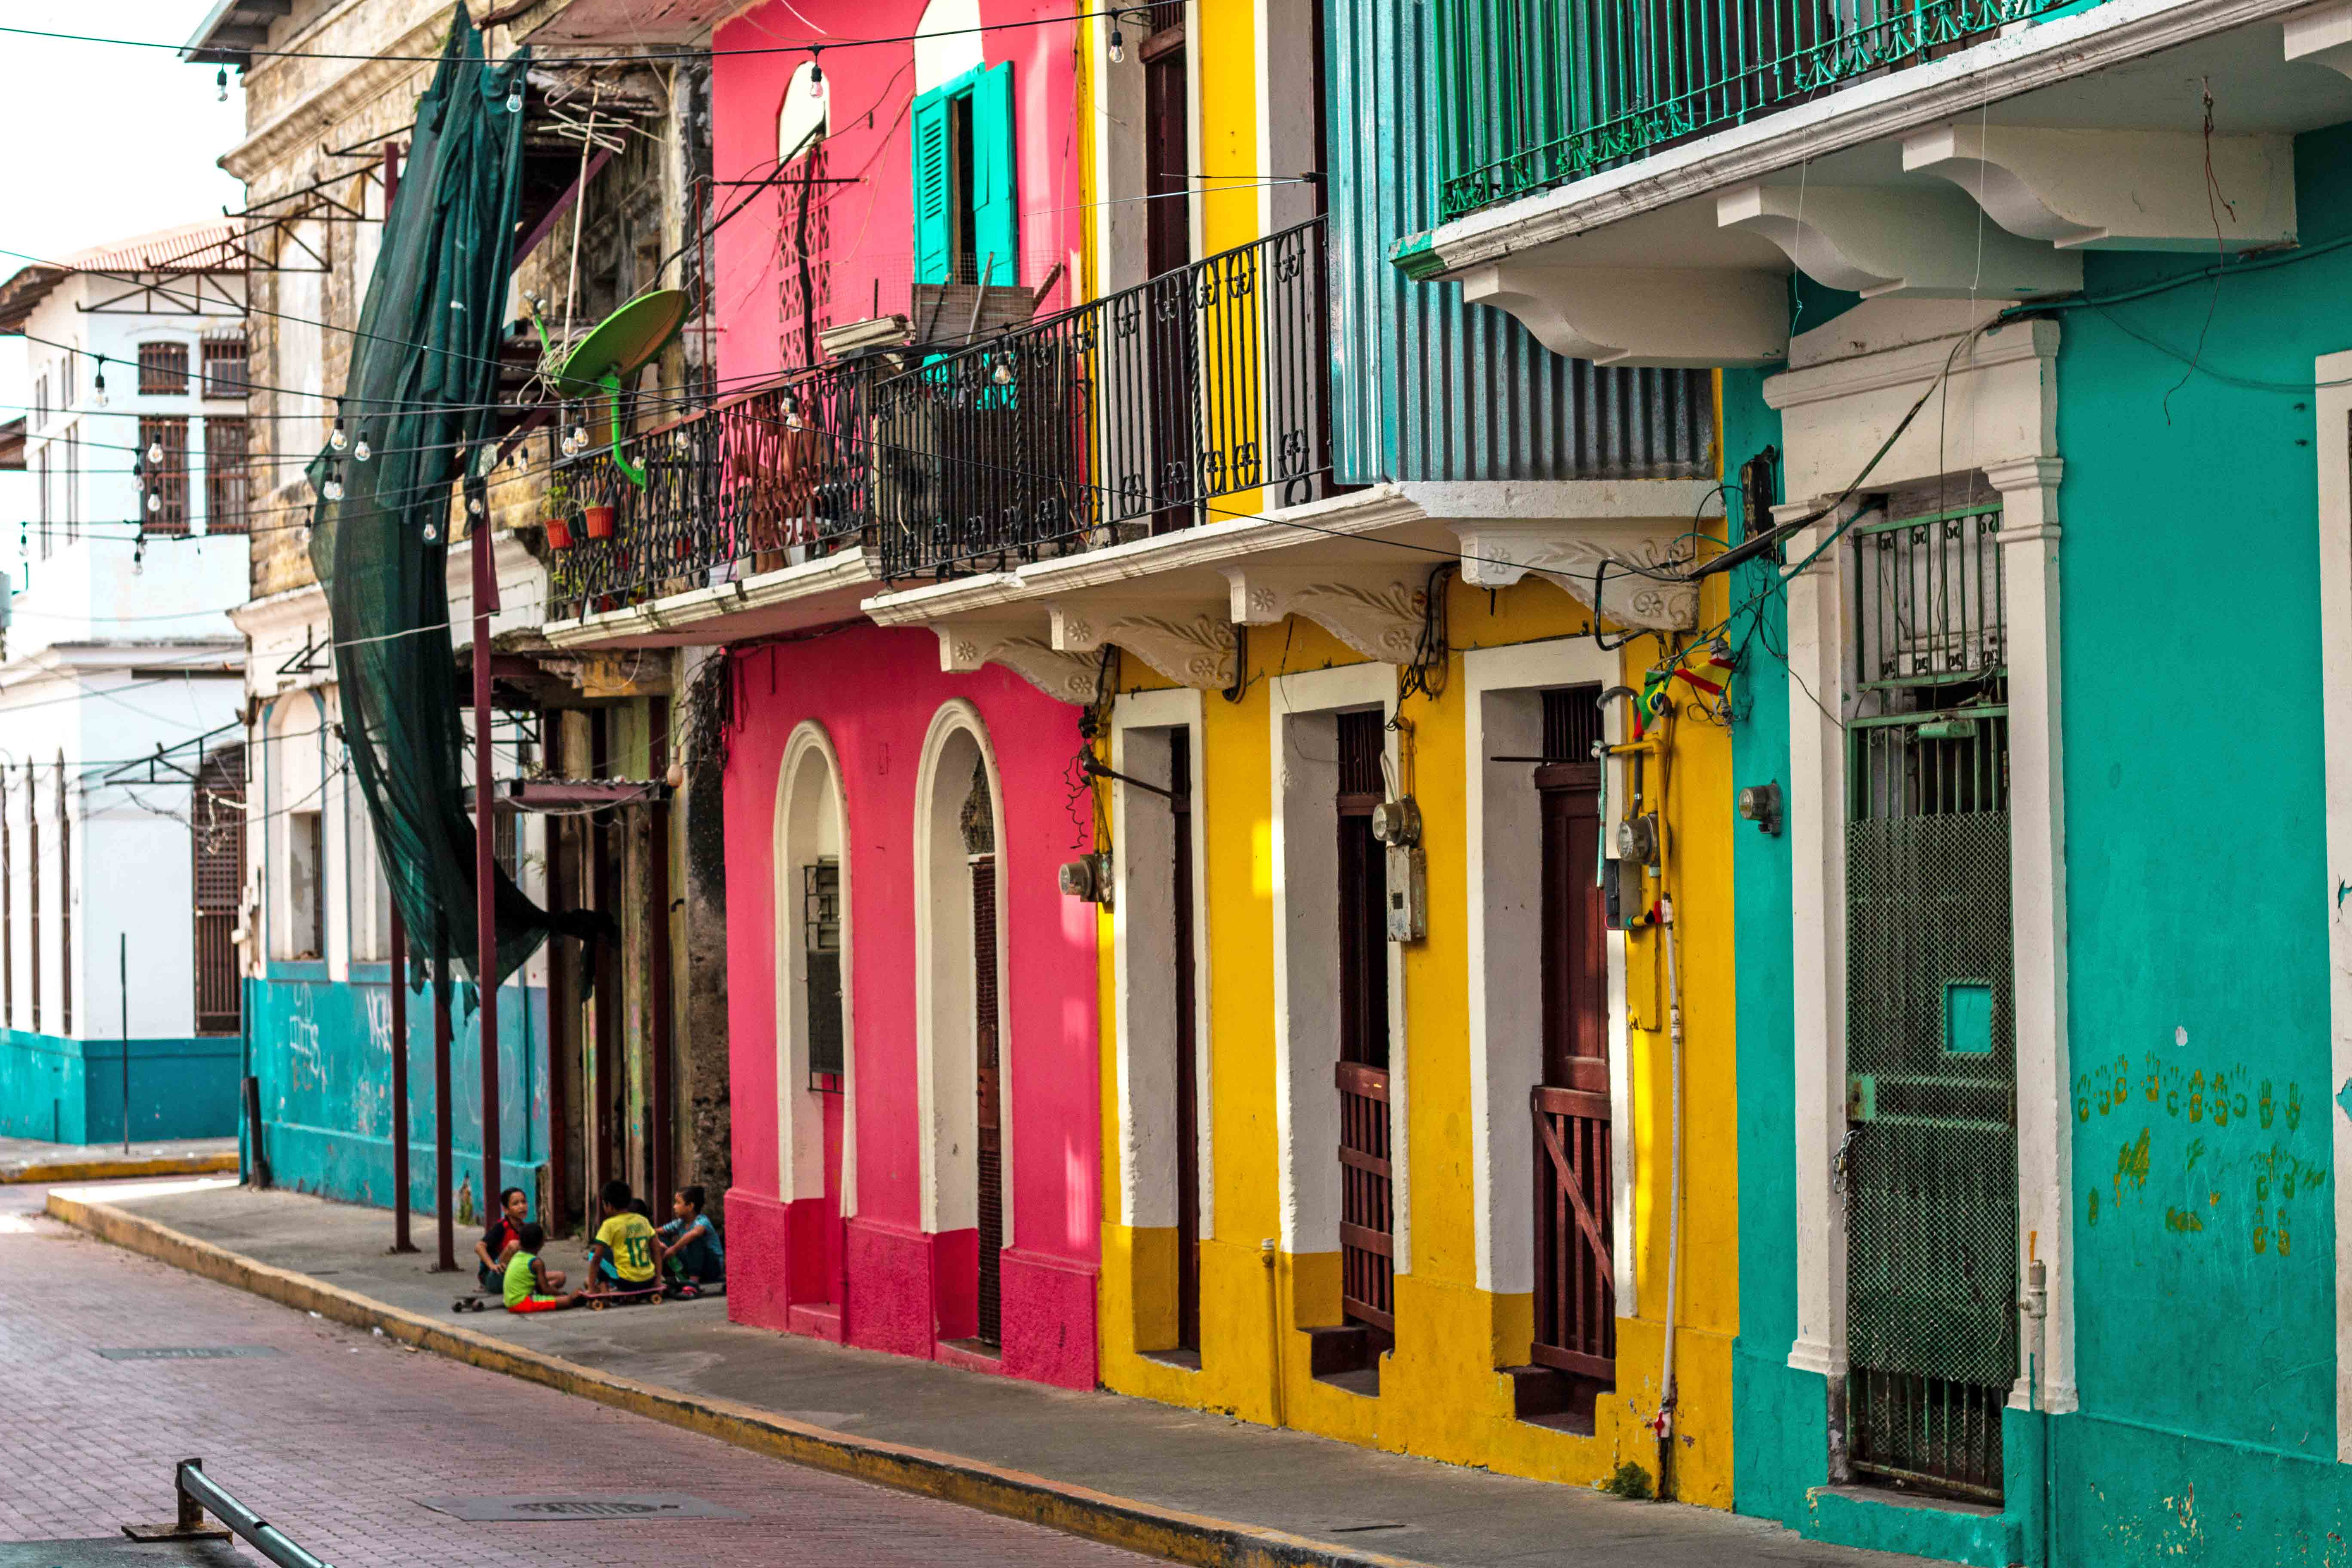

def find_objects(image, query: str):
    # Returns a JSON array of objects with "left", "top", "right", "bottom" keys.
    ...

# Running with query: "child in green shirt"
[{"left": 502, "top": 1224, "right": 583, "bottom": 1314}]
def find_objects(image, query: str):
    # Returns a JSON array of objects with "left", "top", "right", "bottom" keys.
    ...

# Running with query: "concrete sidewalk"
[
  {"left": 55, "top": 1181, "right": 1931, "bottom": 1568},
  {"left": 0, "top": 1135, "right": 237, "bottom": 1183}
]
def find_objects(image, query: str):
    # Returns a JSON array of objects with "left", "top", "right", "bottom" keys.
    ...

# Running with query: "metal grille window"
[
  {"left": 139, "top": 416, "right": 190, "bottom": 536},
  {"left": 1335, "top": 709, "right": 1395, "bottom": 1339},
  {"left": 202, "top": 338, "right": 249, "bottom": 399},
  {"left": 138, "top": 341, "right": 190, "bottom": 395},
  {"left": 804, "top": 858, "right": 844, "bottom": 1089},
  {"left": 1841, "top": 494, "right": 2016, "bottom": 1504},
  {"left": 205, "top": 418, "right": 249, "bottom": 533},
  {"left": 192, "top": 747, "right": 245, "bottom": 1035}
]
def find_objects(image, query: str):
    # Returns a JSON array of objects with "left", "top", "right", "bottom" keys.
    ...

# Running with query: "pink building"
[{"left": 707, "top": 0, "right": 1100, "bottom": 1388}]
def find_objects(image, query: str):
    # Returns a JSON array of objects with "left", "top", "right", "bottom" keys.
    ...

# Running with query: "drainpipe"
[
  {"left": 2018, "top": 1253, "right": 2050, "bottom": 1566},
  {"left": 1600, "top": 692, "right": 1688, "bottom": 1499}
]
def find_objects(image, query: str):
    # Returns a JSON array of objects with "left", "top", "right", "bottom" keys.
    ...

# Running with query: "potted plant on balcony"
[
  {"left": 582, "top": 500, "right": 617, "bottom": 541},
  {"left": 542, "top": 475, "right": 580, "bottom": 551}
]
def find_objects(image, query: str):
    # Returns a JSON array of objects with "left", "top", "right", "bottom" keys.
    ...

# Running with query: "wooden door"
[
  {"left": 972, "top": 852, "right": 1003, "bottom": 1346},
  {"left": 1142, "top": 17, "right": 1197, "bottom": 533},
  {"left": 1530, "top": 687, "right": 1614, "bottom": 1383},
  {"left": 1170, "top": 730, "right": 1201, "bottom": 1352},
  {"left": 191, "top": 746, "right": 245, "bottom": 1036},
  {"left": 1334, "top": 710, "right": 1393, "bottom": 1338}
]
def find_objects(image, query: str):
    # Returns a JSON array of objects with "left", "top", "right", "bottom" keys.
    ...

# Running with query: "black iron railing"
[
  {"left": 549, "top": 361, "right": 871, "bottom": 621},
  {"left": 871, "top": 218, "right": 1330, "bottom": 580}
]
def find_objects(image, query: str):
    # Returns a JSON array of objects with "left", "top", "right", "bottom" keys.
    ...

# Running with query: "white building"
[{"left": 0, "top": 223, "right": 250, "bottom": 1142}]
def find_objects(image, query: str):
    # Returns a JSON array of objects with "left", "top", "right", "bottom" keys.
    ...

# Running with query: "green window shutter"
[
  {"left": 971, "top": 62, "right": 1017, "bottom": 285},
  {"left": 911, "top": 82, "right": 953, "bottom": 285}
]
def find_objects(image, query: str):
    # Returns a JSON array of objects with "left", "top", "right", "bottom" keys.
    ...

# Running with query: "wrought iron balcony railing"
[
  {"left": 870, "top": 217, "right": 1331, "bottom": 581},
  {"left": 548, "top": 360, "right": 870, "bottom": 621},
  {"left": 1438, "top": 0, "right": 2109, "bottom": 221}
]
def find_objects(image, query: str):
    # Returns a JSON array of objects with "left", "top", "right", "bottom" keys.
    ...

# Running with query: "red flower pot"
[
  {"left": 582, "top": 504, "right": 617, "bottom": 540},
  {"left": 545, "top": 515, "right": 575, "bottom": 551}
]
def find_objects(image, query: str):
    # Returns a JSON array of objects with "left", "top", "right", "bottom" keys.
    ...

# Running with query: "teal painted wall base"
[
  {"left": 241, "top": 974, "right": 549, "bottom": 1216},
  {"left": 1806, "top": 1485, "right": 2021, "bottom": 1568},
  {"left": 0, "top": 1029, "right": 239, "bottom": 1143}
]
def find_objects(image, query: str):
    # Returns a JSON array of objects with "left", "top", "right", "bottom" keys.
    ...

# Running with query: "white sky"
[{"left": 0, "top": 3, "right": 249, "bottom": 554}]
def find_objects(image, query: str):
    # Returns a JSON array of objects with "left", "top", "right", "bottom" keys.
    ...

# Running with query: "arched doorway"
[
  {"left": 777, "top": 724, "right": 851, "bottom": 1324},
  {"left": 916, "top": 703, "right": 1009, "bottom": 1350}
]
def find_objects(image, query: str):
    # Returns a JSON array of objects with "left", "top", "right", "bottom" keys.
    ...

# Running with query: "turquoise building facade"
[{"left": 1402, "top": 1, "right": 2352, "bottom": 1560}]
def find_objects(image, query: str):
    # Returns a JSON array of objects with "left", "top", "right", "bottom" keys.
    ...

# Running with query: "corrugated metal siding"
[{"left": 1325, "top": 0, "right": 1714, "bottom": 483}]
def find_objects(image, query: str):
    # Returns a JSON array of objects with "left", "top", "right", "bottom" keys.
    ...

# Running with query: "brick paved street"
[{"left": 0, "top": 1184, "right": 1152, "bottom": 1568}]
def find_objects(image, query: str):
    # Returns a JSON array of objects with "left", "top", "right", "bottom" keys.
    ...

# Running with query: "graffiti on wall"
[{"left": 2076, "top": 1050, "right": 2321, "bottom": 1256}]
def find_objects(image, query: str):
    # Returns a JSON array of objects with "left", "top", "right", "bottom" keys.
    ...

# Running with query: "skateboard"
[
  {"left": 585, "top": 1282, "right": 668, "bottom": 1310},
  {"left": 451, "top": 1289, "right": 500, "bottom": 1314}
]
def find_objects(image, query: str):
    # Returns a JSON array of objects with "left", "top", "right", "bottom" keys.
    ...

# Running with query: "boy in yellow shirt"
[{"left": 589, "top": 1178, "right": 661, "bottom": 1296}]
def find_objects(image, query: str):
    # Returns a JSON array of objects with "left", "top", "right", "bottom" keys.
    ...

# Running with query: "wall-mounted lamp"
[{"left": 1737, "top": 781, "right": 1783, "bottom": 837}]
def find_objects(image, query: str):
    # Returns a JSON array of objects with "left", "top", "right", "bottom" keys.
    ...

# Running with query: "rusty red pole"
[
  {"left": 390, "top": 905, "right": 415, "bottom": 1253},
  {"left": 434, "top": 962, "right": 455, "bottom": 1272},
  {"left": 469, "top": 472, "right": 501, "bottom": 1227}
]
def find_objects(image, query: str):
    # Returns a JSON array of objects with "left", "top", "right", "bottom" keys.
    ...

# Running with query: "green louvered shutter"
[
  {"left": 971, "top": 62, "right": 1016, "bottom": 285},
  {"left": 911, "top": 82, "right": 953, "bottom": 284}
]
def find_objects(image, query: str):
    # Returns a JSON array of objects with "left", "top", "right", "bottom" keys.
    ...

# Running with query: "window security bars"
[
  {"left": 139, "top": 341, "right": 190, "bottom": 395},
  {"left": 1841, "top": 499, "right": 2016, "bottom": 1503},
  {"left": 1438, "top": 0, "right": 2103, "bottom": 220},
  {"left": 804, "top": 858, "right": 844, "bottom": 1089},
  {"left": 138, "top": 416, "right": 190, "bottom": 536},
  {"left": 206, "top": 418, "right": 250, "bottom": 533},
  {"left": 871, "top": 217, "right": 1329, "bottom": 580},
  {"left": 551, "top": 362, "right": 870, "bottom": 621},
  {"left": 202, "top": 338, "right": 250, "bottom": 400}
]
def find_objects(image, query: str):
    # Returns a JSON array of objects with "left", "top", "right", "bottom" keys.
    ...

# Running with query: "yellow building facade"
[{"left": 1045, "top": 0, "right": 1744, "bottom": 1506}]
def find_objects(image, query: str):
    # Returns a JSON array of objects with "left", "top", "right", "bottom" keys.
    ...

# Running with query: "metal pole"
[
  {"left": 389, "top": 907, "right": 413, "bottom": 1253},
  {"left": 175, "top": 1459, "right": 337, "bottom": 1568},
  {"left": 469, "top": 473, "right": 502, "bottom": 1223},
  {"left": 119, "top": 933, "right": 129, "bottom": 1152},
  {"left": 433, "top": 962, "right": 455, "bottom": 1272}
]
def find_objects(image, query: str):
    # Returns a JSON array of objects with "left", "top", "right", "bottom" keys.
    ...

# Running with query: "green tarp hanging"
[{"left": 308, "top": 5, "right": 554, "bottom": 985}]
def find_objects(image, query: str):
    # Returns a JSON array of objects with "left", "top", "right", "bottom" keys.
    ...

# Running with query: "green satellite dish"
[{"left": 555, "top": 288, "right": 689, "bottom": 487}]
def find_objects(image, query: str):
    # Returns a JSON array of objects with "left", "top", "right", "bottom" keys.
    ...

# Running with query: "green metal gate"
[{"left": 1842, "top": 497, "right": 2017, "bottom": 1502}]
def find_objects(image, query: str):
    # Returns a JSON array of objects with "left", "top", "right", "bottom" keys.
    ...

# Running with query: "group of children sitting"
[{"left": 472, "top": 1179, "right": 726, "bottom": 1314}]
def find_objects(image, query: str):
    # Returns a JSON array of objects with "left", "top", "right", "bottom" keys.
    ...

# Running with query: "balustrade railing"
[
  {"left": 1439, "top": 0, "right": 2108, "bottom": 220},
  {"left": 870, "top": 218, "right": 1330, "bottom": 581},
  {"left": 548, "top": 360, "right": 870, "bottom": 621}
]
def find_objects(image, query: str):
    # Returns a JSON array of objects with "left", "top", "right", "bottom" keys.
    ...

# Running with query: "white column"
[
  {"left": 1986, "top": 455, "right": 2075, "bottom": 1414},
  {"left": 1785, "top": 498, "right": 1859, "bottom": 1380}
]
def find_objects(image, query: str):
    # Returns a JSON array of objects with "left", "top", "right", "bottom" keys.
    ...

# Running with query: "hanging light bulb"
[
  {"left": 331, "top": 420, "right": 348, "bottom": 452},
  {"left": 808, "top": 52, "right": 826, "bottom": 98},
  {"left": 505, "top": 88, "right": 523, "bottom": 113},
  {"left": 91, "top": 357, "right": 106, "bottom": 407},
  {"left": 324, "top": 477, "right": 345, "bottom": 502},
  {"left": 1109, "top": 24, "right": 1125, "bottom": 64},
  {"left": 147, "top": 490, "right": 161, "bottom": 514},
  {"left": 991, "top": 358, "right": 1014, "bottom": 386},
  {"left": 665, "top": 759, "right": 686, "bottom": 790},
  {"left": 216, "top": 65, "right": 229, "bottom": 101},
  {"left": 468, "top": 494, "right": 485, "bottom": 516},
  {"left": 423, "top": 523, "right": 439, "bottom": 542},
  {"left": 571, "top": 424, "right": 588, "bottom": 451},
  {"left": 147, "top": 440, "right": 164, "bottom": 466},
  {"left": 354, "top": 436, "right": 372, "bottom": 462}
]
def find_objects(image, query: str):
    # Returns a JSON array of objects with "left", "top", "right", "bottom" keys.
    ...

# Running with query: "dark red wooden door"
[
  {"left": 1170, "top": 730, "right": 1201, "bottom": 1352},
  {"left": 1335, "top": 711, "right": 1393, "bottom": 1337},
  {"left": 972, "top": 853, "right": 1003, "bottom": 1347},
  {"left": 1531, "top": 694, "right": 1614, "bottom": 1383},
  {"left": 191, "top": 746, "right": 245, "bottom": 1036}
]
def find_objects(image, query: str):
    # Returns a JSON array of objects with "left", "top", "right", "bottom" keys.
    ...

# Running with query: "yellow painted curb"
[
  {"left": 1, "top": 1152, "right": 239, "bottom": 1185},
  {"left": 47, "top": 1191, "right": 1433, "bottom": 1568}
]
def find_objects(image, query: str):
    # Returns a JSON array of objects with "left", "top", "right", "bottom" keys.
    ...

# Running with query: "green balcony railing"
[{"left": 1438, "top": 0, "right": 2104, "bottom": 221}]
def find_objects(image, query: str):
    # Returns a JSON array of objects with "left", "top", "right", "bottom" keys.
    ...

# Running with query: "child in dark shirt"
[
  {"left": 656, "top": 1185, "right": 726, "bottom": 1288},
  {"left": 473, "top": 1186, "right": 529, "bottom": 1295}
]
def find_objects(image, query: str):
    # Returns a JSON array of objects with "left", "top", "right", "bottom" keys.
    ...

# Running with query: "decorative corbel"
[
  {"left": 933, "top": 621, "right": 1102, "bottom": 706},
  {"left": 1450, "top": 521, "right": 1699, "bottom": 631},
  {"left": 1717, "top": 182, "right": 2080, "bottom": 298},
  {"left": 1459, "top": 262, "right": 1788, "bottom": 368},
  {"left": 1050, "top": 604, "right": 1234, "bottom": 690},
  {"left": 1902, "top": 124, "right": 2293, "bottom": 252},
  {"left": 1222, "top": 564, "right": 1427, "bottom": 663}
]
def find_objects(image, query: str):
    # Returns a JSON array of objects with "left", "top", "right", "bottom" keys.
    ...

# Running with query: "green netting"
[{"left": 308, "top": 5, "right": 551, "bottom": 984}]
